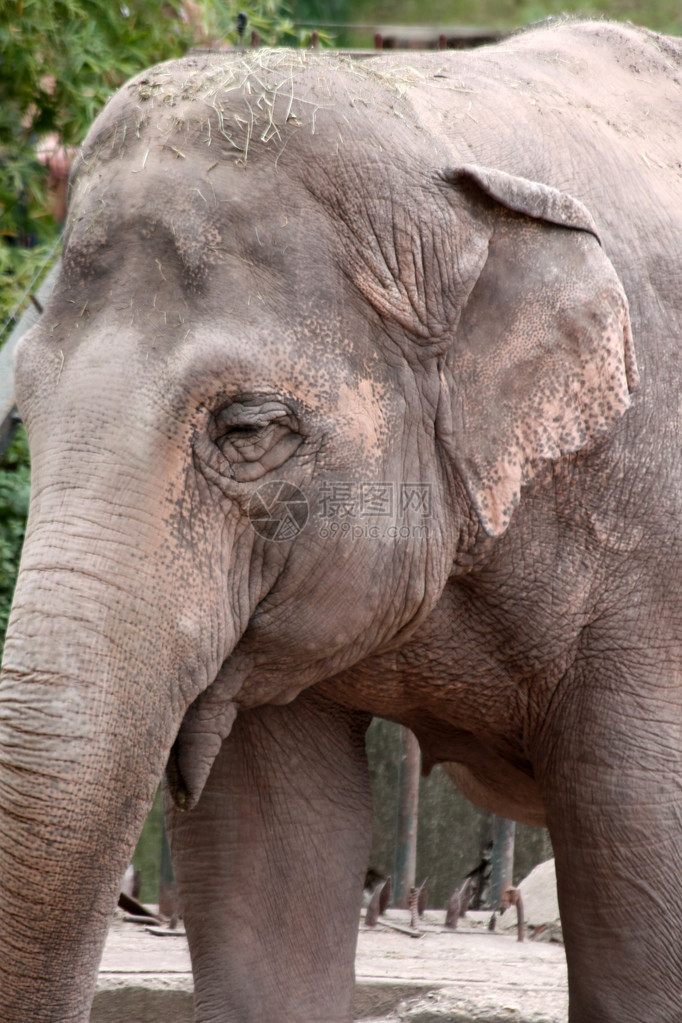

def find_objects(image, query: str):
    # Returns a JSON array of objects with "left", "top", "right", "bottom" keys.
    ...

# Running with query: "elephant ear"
[{"left": 442, "top": 165, "right": 639, "bottom": 538}]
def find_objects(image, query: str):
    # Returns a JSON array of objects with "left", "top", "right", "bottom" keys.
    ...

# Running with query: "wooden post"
[
  {"left": 489, "top": 816, "right": 516, "bottom": 910},
  {"left": 408, "top": 886, "right": 420, "bottom": 931},
  {"left": 501, "top": 884, "right": 525, "bottom": 942},
  {"left": 158, "top": 818, "right": 177, "bottom": 922},
  {"left": 392, "top": 727, "right": 420, "bottom": 908}
]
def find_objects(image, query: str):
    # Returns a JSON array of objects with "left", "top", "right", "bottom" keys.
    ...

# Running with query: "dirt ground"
[
  {"left": 94, "top": 908, "right": 567, "bottom": 1022},
  {"left": 355, "top": 910, "right": 567, "bottom": 1021}
]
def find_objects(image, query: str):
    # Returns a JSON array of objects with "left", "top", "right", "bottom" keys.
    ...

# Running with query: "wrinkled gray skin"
[{"left": 1, "top": 20, "right": 680, "bottom": 1023}]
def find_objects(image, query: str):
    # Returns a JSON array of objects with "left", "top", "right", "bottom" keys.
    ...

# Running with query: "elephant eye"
[
  {"left": 211, "top": 400, "right": 302, "bottom": 477},
  {"left": 215, "top": 420, "right": 270, "bottom": 457},
  {"left": 221, "top": 424, "right": 261, "bottom": 442}
]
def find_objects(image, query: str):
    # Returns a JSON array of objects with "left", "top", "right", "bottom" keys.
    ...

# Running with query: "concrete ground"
[{"left": 93, "top": 909, "right": 567, "bottom": 1022}]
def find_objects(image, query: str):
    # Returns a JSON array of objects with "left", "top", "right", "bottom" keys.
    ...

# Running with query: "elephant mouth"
[{"left": 166, "top": 695, "right": 239, "bottom": 811}]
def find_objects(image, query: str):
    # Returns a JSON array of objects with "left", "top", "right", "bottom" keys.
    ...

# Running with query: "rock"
[{"left": 498, "top": 859, "right": 562, "bottom": 943}]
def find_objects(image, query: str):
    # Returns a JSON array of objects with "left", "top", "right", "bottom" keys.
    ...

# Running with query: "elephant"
[{"left": 1, "top": 17, "right": 681, "bottom": 1023}]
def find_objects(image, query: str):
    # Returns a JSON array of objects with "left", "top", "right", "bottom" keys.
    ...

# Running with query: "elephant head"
[{"left": 0, "top": 50, "right": 636, "bottom": 1020}]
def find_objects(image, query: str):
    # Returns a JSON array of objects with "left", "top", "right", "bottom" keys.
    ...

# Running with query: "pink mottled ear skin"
[{"left": 445, "top": 169, "right": 637, "bottom": 536}]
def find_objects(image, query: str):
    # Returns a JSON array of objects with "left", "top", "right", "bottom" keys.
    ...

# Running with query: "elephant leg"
[
  {"left": 537, "top": 670, "right": 682, "bottom": 1023},
  {"left": 166, "top": 689, "right": 372, "bottom": 1023}
]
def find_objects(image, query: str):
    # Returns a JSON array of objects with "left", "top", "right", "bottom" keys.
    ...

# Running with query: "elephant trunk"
[
  {"left": 0, "top": 465, "right": 234, "bottom": 1021},
  {"left": 0, "top": 664, "right": 165, "bottom": 1021}
]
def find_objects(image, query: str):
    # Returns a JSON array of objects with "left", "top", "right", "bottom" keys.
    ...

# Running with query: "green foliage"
[
  {"left": 349, "top": 0, "right": 681, "bottom": 35},
  {"left": 288, "top": 0, "right": 352, "bottom": 26},
  {"left": 0, "top": 1, "right": 190, "bottom": 242},
  {"left": 132, "top": 787, "right": 164, "bottom": 903},
  {"left": 0, "top": 429, "right": 30, "bottom": 658},
  {"left": 195, "top": 0, "right": 318, "bottom": 46},
  {"left": 0, "top": 240, "right": 60, "bottom": 340},
  {"left": 0, "top": 0, "right": 309, "bottom": 327}
]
